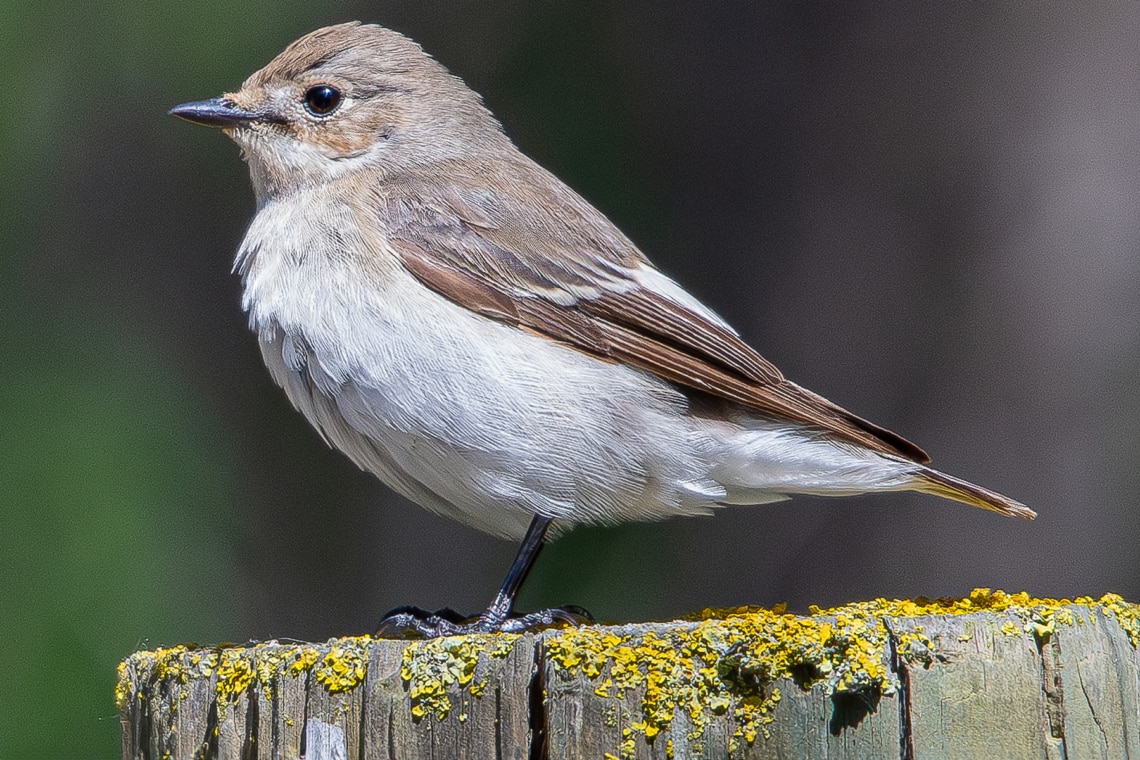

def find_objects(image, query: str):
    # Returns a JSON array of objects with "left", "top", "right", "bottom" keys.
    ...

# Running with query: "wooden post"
[{"left": 118, "top": 592, "right": 1140, "bottom": 759}]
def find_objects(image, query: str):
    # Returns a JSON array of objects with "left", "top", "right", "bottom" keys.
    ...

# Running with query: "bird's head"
[{"left": 170, "top": 22, "right": 507, "bottom": 202}]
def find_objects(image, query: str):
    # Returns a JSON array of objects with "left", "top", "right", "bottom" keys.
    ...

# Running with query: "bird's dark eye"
[{"left": 303, "top": 85, "right": 342, "bottom": 117}]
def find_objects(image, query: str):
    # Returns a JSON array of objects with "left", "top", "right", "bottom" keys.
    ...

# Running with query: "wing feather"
[{"left": 381, "top": 157, "right": 931, "bottom": 464}]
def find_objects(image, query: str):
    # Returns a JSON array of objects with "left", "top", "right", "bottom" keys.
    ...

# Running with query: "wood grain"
[{"left": 119, "top": 600, "right": 1140, "bottom": 759}]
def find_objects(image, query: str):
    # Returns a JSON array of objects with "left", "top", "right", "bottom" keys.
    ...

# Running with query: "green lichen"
[
  {"left": 400, "top": 633, "right": 520, "bottom": 720},
  {"left": 545, "top": 589, "right": 1140, "bottom": 753}
]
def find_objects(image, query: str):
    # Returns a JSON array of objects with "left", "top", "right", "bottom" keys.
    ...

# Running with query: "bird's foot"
[{"left": 375, "top": 604, "right": 593, "bottom": 639}]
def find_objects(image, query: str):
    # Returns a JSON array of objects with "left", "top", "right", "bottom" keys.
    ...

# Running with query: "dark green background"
[{"left": 3, "top": 2, "right": 1138, "bottom": 756}]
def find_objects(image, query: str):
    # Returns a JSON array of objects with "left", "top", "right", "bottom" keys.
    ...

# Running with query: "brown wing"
[{"left": 381, "top": 156, "right": 931, "bottom": 464}]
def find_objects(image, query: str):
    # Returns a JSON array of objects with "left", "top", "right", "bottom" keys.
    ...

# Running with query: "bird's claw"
[{"left": 375, "top": 604, "right": 594, "bottom": 639}]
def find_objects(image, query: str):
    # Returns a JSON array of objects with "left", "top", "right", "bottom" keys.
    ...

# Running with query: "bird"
[{"left": 169, "top": 22, "right": 1034, "bottom": 637}]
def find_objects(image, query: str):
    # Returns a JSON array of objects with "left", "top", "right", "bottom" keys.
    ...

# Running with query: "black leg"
[
  {"left": 375, "top": 514, "right": 593, "bottom": 638},
  {"left": 482, "top": 514, "right": 553, "bottom": 623}
]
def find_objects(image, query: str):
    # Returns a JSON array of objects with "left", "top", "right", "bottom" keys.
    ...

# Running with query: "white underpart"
[{"left": 239, "top": 191, "right": 923, "bottom": 540}]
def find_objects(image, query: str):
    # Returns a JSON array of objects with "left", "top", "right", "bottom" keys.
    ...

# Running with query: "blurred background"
[{"left": 3, "top": 1, "right": 1139, "bottom": 756}]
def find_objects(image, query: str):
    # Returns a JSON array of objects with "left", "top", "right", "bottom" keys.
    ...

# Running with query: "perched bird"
[{"left": 170, "top": 22, "right": 1033, "bottom": 637}]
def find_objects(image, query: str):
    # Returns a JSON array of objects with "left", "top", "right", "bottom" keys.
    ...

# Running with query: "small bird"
[{"left": 171, "top": 22, "right": 1034, "bottom": 637}]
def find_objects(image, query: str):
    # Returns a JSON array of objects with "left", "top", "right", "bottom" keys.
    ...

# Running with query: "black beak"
[{"left": 168, "top": 97, "right": 267, "bottom": 128}]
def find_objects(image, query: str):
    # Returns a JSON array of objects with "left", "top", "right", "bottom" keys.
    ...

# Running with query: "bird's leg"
[
  {"left": 376, "top": 515, "right": 592, "bottom": 638},
  {"left": 478, "top": 513, "right": 553, "bottom": 625},
  {"left": 468, "top": 515, "right": 593, "bottom": 633}
]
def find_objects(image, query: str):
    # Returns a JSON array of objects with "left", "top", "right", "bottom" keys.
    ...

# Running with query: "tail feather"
[{"left": 913, "top": 468, "right": 1036, "bottom": 520}]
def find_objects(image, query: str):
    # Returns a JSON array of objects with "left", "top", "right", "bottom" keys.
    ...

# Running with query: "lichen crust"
[
  {"left": 115, "top": 589, "right": 1140, "bottom": 756},
  {"left": 543, "top": 589, "right": 1140, "bottom": 756},
  {"left": 115, "top": 635, "right": 373, "bottom": 713},
  {"left": 399, "top": 632, "right": 521, "bottom": 721}
]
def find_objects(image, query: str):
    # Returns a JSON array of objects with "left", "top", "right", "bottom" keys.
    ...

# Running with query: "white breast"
[{"left": 236, "top": 194, "right": 731, "bottom": 539}]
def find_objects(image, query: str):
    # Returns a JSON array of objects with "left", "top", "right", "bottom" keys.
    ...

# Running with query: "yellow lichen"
[
  {"left": 114, "top": 589, "right": 1140, "bottom": 760},
  {"left": 314, "top": 637, "right": 370, "bottom": 694},
  {"left": 115, "top": 644, "right": 217, "bottom": 712},
  {"left": 545, "top": 590, "right": 1140, "bottom": 755},
  {"left": 114, "top": 661, "right": 132, "bottom": 712},
  {"left": 1100, "top": 593, "right": 1140, "bottom": 646},
  {"left": 289, "top": 647, "right": 321, "bottom": 677},
  {"left": 400, "top": 633, "right": 520, "bottom": 721},
  {"left": 115, "top": 637, "right": 375, "bottom": 714},
  {"left": 548, "top": 603, "right": 896, "bottom": 749},
  {"left": 215, "top": 648, "right": 257, "bottom": 702}
]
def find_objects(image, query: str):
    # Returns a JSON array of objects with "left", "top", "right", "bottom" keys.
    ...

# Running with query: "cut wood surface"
[{"left": 118, "top": 591, "right": 1140, "bottom": 760}]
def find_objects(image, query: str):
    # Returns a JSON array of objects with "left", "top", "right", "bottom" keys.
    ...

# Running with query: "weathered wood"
[
  {"left": 1049, "top": 605, "right": 1140, "bottom": 758},
  {"left": 118, "top": 593, "right": 1140, "bottom": 760},
  {"left": 887, "top": 612, "right": 1050, "bottom": 759}
]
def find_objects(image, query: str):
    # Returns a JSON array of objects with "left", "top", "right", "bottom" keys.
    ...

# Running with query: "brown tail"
[{"left": 913, "top": 468, "right": 1036, "bottom": 519}]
